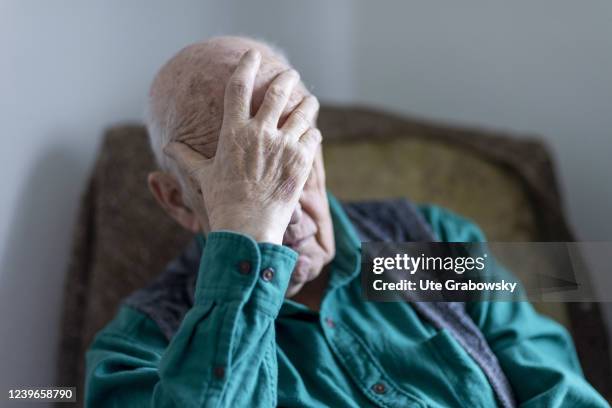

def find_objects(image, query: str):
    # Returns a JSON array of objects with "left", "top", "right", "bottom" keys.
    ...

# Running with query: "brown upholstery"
[{"left": 56, "top": 105, "right": 611, "bottom": 402}]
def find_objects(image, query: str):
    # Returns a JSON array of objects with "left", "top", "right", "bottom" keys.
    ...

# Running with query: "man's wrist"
[
  {"left": 209, "top": 210, "right": 288, "bottom": 245},
  {"left": 209, "top": 224, "right": 283, "bottom": 245}
]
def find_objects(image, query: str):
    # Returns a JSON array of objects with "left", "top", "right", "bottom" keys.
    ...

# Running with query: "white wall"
[{"left": 1, "top": 0, "right": 611, "bottom": 401}]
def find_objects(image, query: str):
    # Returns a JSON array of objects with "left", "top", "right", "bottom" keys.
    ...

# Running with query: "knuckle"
[
  {"left": 289, "top": 145, "right": 308, "bottom": 164},
  {"left": 228, "top": 79, "right": 248, "bottom": 98},
  {"left": 253, "top": 117, "right": 273, "bottom": 132},
  {"left": 262, "top": 128, "right": 276, "bottom": 142},
  {"left": 292, "top": 109, "right": 308, "bottom": 125},
  {"left": 250, "top": 122, "right": 278, "bottom": 143},
  {"left": 308, "top": 95, "right": 320, "bottom": 110},
  {"left": 295, "top": 153, "right": 310, "bottom": 169},
  {"left": 267, "top": 84, "right": 286, "bottom": 100},
  {"left": 260, "top": 112, "right": 282, "bottom": 129},
  {"left": 306, "top": 128, "right": 322, "bottom": 144},
  {"left": 228, "top": 99, "right": 247, "bottom": 115}
]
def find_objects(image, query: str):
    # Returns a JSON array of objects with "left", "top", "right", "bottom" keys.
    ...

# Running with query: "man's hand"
[{"left": 164, "top": 49, "right": 322, "bottom": 244}]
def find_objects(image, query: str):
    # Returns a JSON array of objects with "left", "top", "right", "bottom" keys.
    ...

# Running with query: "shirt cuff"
[{"left": 194, "top": 231, "right": 298, "bottom": 316}]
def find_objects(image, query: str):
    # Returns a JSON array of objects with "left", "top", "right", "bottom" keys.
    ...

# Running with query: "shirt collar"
[{"left": 325, "top": 192, "right": 362, "bottom": 288}]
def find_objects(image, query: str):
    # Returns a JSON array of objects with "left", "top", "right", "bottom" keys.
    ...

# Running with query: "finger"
[
  {"left": 298, "top": 128, "right": 322, "bottom": 159},
  {"left": 163, "top": 141, "right": 209, "bottom": 175},
  {"left": 255, "top": 69, "right": 299, "bottom": 127},
  {"left": 281, "top": 95, "right": 319, "bottom": 140},
  {"left": 223, "top": 49, "right": 261, "bottom": 123}
]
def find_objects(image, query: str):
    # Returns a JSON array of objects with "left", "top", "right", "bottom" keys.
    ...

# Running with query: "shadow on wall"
[{"left": 0, "top": 142, "right": 88, "bottom": 395}]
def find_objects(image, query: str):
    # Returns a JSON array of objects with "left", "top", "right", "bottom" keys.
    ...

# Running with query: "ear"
[{"left": 147, "top": 171, "right": 201, "bottom": 233}]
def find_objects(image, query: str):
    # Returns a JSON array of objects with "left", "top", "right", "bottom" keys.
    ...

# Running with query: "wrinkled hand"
[{"left": 164, "top": 49, "right": 322, "bottom": 244}]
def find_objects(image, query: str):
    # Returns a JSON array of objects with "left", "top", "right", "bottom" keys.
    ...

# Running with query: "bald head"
[{"left": 147, "top": 36, "right": 309, "bottom": 168}]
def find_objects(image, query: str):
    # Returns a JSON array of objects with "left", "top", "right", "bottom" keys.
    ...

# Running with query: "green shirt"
[{"left": 85, "top": 195, "right": 608, "bottom": 407}]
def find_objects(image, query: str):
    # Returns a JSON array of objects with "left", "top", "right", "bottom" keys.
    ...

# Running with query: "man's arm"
[
  {"left": 86, "top": 232, "right": 296, "bottom": 407},
  {"left": 419, "top": 204, "right": 609, "bottom": 407}
]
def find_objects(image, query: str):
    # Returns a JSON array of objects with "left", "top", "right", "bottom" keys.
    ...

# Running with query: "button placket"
[{"left": 324, "top": 318, "right": 425, "bottom": 407}]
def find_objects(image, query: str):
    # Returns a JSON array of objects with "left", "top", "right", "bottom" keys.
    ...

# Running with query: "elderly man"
[{"left": 85, "top": 37, "right": 607, "bottom": 407}]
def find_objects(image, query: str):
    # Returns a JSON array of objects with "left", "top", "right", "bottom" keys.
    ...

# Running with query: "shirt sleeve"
[
  {"left": 85, "top": 231, "right": 298, "bottom": 407},
  {"left": 419, "top": 204, "right": 609, "bottom": 408}
]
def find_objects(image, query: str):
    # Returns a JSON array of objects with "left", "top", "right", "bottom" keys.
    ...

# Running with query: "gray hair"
[{"left": 145, "top": 98, "right": 179, "bottom": 173}]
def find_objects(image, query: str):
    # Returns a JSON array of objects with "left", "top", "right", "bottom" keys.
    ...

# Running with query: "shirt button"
[
  {"left": 237, "top": 260, "right": 251, "bottom": 275},
  {"left": 213, "top": 366, "right": 225, "bottom": 379},
  {"left": 372, "top": 382, "right": 386, "bottom": 394},
  {"left": 261, "top": 267, "right": 275, "bottom": 282},
  {"left": 324, "top": 317, "right": 336, "bottom": 328}
]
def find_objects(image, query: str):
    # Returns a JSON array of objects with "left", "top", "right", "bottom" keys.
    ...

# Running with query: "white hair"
[{"left": 145, "top": 98, "right": 178, "bottom": 172}]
